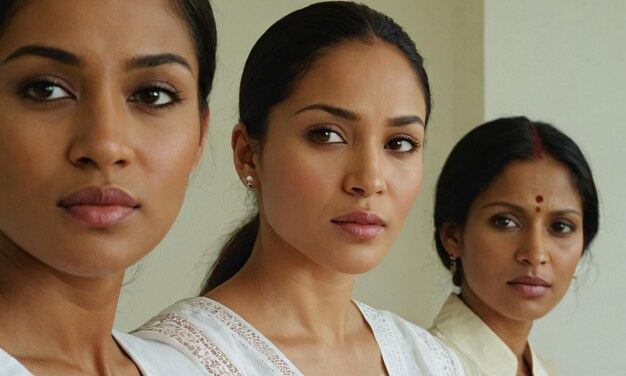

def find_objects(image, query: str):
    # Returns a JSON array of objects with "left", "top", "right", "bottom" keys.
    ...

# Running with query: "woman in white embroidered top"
[
  {"left": 429, "top": 117, "right": 599, "bottom": 376},
  {"left": 0, "top": 0, "right": 216, "bottom": 375},
  {"left": 133, "top": 2, "right": 463, "bottom": 375}
]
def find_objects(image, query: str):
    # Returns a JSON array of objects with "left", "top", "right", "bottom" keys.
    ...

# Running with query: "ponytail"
[{"left": 199, "top": 214, "right": 259, "bottom": 295}]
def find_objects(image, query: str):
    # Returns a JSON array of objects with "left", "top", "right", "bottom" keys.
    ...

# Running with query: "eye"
[
  {"left": 129, "top": 83, "right": 182, "bottom": 108},
  {"left": 491, "top": 215, "right": 519, "bottom": 229},
  {"left": 385, "top": 136, "right": 421, "bottom": 153},
  {"left": 550, "top": 220, "right": 575, "bottom": 234},
  {"left": 20, "top": 79, "right": 73, "bottom": 102},
  {"left": 307, "top": 126, "right": 345, "bottom": 144}
]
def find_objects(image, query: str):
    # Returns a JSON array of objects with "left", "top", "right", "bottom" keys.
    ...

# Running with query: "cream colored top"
[{"left": 429, "top": 294, "right": 558, "bottom": 376}]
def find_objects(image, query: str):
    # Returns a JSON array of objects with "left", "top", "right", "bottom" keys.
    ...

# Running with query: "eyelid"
[{"left": 18, "top": 74, "right": 75, "bottom": 101}]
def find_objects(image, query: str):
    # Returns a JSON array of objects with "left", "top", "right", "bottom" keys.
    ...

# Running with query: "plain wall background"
[
  {"left": 116, "top": 0, "right": 483, "bottom": 330},
  {"left": 484, "top": 0, "right": 626, "bottom": 374}
]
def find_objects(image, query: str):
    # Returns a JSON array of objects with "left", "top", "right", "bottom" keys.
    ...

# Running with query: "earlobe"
[
  {"left": 439, "top": 222, "right": 463, "bottom": 258},
  {"left": 232, "top": 123, "right": 258, "bottom": 187}
]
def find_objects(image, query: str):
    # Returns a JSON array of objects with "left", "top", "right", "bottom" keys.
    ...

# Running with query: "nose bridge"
[
  {"left": 344, "top": 138, "right": 386, "bottom": 197},
  {"left": 68, "top": 84, "right": 134, "bottom": 169},
  {"left": 517, "top": 223, "right": 549, "bottom": 265}
]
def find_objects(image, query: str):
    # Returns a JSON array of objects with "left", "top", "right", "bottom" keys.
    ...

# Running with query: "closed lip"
[
  {"left": 58, "top": 186, "right": 138, "bottom": 208},
  {"left": 507, "top": 275, "right": 551, "bottom": 287},
  {"left": 331, "top": 211, "right": 385, "bottom": 226}
]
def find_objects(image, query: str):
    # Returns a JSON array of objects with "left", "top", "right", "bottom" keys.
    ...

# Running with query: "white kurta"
[
  {"left": 429, "top": 294, "right": 558, "bottom": 376},
  {"left": 0, "top": 330, "right": 203, "bottom": 376},
  {"left": 132, "top": 297, "right": 465, "bottom": 376}
]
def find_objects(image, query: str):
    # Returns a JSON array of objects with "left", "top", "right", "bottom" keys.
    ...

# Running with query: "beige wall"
[
  {"left": 484, "top": 0, "right": 626, "bottom": 374},
  {"left": 115, "top": 0, "right": 484, "bottom": 331}
]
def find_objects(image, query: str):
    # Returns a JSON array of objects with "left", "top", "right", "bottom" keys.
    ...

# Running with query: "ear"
[
  {"left": 232, "top": 122, "right": 258, "bottom": 187},
  {"left": 439, "top": 221, "right": 464, "bottom": 258},
  {"left": 192, "top": 108, "right": 210, "bottom": 170}
]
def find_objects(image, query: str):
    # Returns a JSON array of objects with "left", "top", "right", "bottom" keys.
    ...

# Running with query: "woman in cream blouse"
[{"left": 429, "top": 117, "right": 599, "bottom": 375}]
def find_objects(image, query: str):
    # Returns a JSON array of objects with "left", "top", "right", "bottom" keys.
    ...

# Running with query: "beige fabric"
[{"left": 429, "top": 294, "right": 558, "bottom": 376}]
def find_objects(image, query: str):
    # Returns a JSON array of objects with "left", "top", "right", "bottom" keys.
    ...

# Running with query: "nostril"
[{"left": 75, "top": 156, "right": 93, "bottom": 166}]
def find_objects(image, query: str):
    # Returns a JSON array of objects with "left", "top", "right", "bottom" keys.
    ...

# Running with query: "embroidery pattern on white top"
[
  {"left": 355, "top": 302, "right": 405, "bottom": 375},
  {"left": 182, "top": 297, "right": 299, "bottom": 376},
  {"left": 413, "top": 326, "right": 460, "bottom": 376},
  {"left": 135, "top": 312, "right": 242, "bottom": 376}
]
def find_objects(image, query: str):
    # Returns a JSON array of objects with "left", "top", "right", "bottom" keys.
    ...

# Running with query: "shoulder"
[
  {"left": 113, "top": 330, "right": 204, "bottom": 376},
  {"left": 0, "top": 349, "right": 32, "bottom": 376},
  {"left": 355, "top": 301, "right": 465, "bottom": 376},
  {"left": 131, "top": 297, "right": 254, "bottom": 376}
]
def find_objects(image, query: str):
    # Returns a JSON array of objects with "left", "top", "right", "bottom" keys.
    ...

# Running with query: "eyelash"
[
  {"left": 17, "top": 77, "right": 184, "bottom": 109},
  {"left": 18, "top": 75, "right": 74, "bottom": 104},
  {"left": 306, "top": 125, "right": 422, "bottom": 155},
  {"left": 128, "top": 81, "right": 184, "bottom": 109}
]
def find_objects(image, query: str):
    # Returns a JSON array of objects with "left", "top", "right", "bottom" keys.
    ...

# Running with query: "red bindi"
[
  {"left": 535, "top": 195, "right": 544, "bottom": 203},
  {"left": 535, "top": 207, "right": 541, "bottom": 213}
]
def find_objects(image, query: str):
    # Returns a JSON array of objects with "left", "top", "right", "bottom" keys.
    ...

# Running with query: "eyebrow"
[
  {"left": 2, "top": 45, "right": 81, "bottom": 66},
  {"left": 1, "top": 45, "right": 193, "bottom": 74},
  {"left": 293, "top": 103, "right": 424, "bottom": 127},
  {"left": 127, "top": 54, "right": 193, "bottom": 73},
  {"left": 481, "top": 201, "right": 582, "bottom": 217}
]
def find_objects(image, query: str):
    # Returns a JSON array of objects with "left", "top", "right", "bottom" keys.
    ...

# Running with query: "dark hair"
[
  {"left": 0, "top": 0, "right": 216, "bottom": 113},
  {"left": 201, "top": 1, "right": 431, "bottom": 294},
  {"left": 434, "top": 116, "right": 599, "bottom": 286}
]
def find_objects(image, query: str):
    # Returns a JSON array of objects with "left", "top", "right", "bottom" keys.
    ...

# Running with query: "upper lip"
[
  {"left": 507, "top": 275, "right": 551, "bottom": 287},
  {"left": 58, "top": 186, "right": 139, "bottom": 208},
  {"left": 331, "top": 211, "right": 385, "bottom": 226}
]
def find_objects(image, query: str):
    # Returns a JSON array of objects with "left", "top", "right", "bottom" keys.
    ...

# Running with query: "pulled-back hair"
[
  {"left": 434, "top": 117, "right": 599, "bottom": 286},
  {"left": 201, "top": 1, "right": 431, "bottom": 294}
]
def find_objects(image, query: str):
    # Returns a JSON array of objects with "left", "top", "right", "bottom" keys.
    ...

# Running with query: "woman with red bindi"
[{"left": 430, "top": 117, "right": 599, "bottom": 376}]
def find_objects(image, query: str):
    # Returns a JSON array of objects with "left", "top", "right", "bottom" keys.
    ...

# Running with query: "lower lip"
[
  {"left": 508, "top": 283, "right": 549, "bottom": 297},
  {"left": 62, "top": 205, "right": 136, "bottom": 227},
  {"left": 333, "top": 222, "right": 384, "bottom": 240}
]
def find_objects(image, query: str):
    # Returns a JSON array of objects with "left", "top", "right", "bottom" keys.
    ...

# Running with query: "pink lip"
[
  {"left": 58, "top": 186, "right": 139, "bottom": 227},
  {"left": 507, "top": 276, "right": 551, "bottom": 297},
  {"left": 331, "top": 211, "right": 385, "bottom": 240}
]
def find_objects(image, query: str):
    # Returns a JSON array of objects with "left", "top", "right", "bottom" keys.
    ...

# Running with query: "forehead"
[
  {"left": 280, "top": 40, "right": 426, "bottom": 117},
  {"left": 0, "top": 0, "right": 197, "bottom": 73},
  {"left": 476, "top": 156, "right": 583, "bottom": 208}
]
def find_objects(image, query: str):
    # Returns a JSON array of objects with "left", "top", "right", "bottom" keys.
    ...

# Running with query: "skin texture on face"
[
  {"left": 443, "top": 156, "right": 584, "bottom": 328},
  {"left": 247, "top": 40, "right": 427, "bottom": 276},
  {"left": 0, "top": 0, "right": 204, "bottom": 278}
]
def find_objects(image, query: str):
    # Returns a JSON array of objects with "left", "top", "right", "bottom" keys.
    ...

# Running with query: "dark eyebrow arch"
[
  {"left": 294, "top": 103, "right": 424, "bottom": 127},
  {"left": 481, "top": 201, "right": 582, "bottom": 217},
  {"left": 128, "top": 54, "right": 193, "bottom": 73},
  {"left": 294, "top": 104, "right": 360, "bottom": 122},
  {"left": 392, "top": 115, "right": 424, "bottom": 127},
  {"left": 2, "top": 45, "right": 81, "bottom": 66}
]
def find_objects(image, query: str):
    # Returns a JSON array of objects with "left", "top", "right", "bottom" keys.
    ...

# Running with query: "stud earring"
[
  {"left": 245, "top": 175, "right": 254, "bottom": 188},
  {"left": 449, "top": 254, "right": 457, "bottom": 275}
]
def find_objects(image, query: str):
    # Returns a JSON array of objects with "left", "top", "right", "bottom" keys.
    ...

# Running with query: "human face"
[
  {"left": 453, "top": 156, "right": 584, "bottom": 324},
  {"left": 254, "top": 41, "right": 427, "bottom": 275},
  {"left": 0, "top": 0, "right": 203, "bottom": 277}
]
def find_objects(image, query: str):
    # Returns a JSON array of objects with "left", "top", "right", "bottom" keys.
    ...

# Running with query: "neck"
[
  {"left": 208, "top": 228, "right": 359, "bottom": 342},
  {"left": 458, "top": 289, "right": 533, "bottom": 360},
  {"left": 0, "top": 234, "right": 130, "bottom": 374}
]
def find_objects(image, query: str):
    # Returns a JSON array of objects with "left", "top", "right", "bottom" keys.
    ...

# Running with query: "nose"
[
  {"left": 343, "top": 143, "right": 387, "bottom": 197},
  {"left": 67, "top": 93, "right": 134, "bottom": 170},
  {"left": 516, "top": 226, "right": 550, "bottom": 266}
]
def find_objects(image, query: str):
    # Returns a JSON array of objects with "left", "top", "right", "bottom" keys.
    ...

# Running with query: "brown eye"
[
  {"left": 130, "top": 88, "right": 176, "bottom": 106},
  {"left": 308, "top": 127, "right": 344, "bottom": 144},
  {"left": 384, "top": 136, "right": 420, "bottom": 153},
  {"left": 24, "top": 81, "right": 72, "bottom": 101}
]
